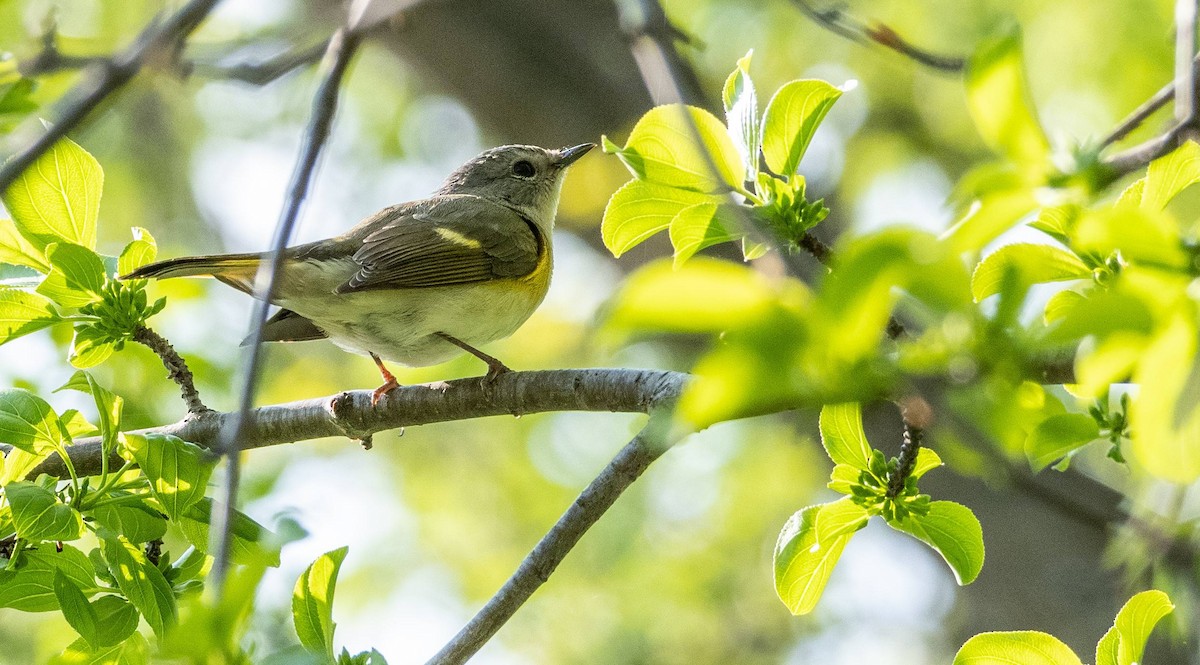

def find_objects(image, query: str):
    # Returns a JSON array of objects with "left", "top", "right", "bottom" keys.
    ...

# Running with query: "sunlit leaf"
[
  {"left": 51, "top": 632, "right": 149, "bottom": 665},
  {"left": 119, "top": 432, "right": 213, "bottom": 520},
  {"left": 92, "top": 502, "right": 167, "bottom": 544},
  {"left": 36, "top": 242, "right": 106, "bottom": 308},
  {"left": 178, "top": 498, "right": 281, "bottom": 567},
  {"left": 971, "top": 244, "right": 1090, "bottom": 302},
  {"left": 1130, "top": 314, "right": 1200, "bottom": 482},
  {"left": 56, "top": 371, "right": 123, "bottom": 460},
  {"left": 1028, "top": 204, "right": 1080, "bottom": 243},
  {"left": 0, "top": 544, "right": 94, "bottom": 612},
  {"left": 1141, "top": 140, "right": 1200, "bottom": 211},
  {"left": 954, "top": 631, "right": 1082, "bottom": 665},
  {"left": 1024, "top": 413, "right": 1100, "bottom": 472},
  {"left": 601, "top": 180, "right": 719, "bottom": 257},
  {"left": 602, "top": 104, "right": 745, "bottom": 193},
  {"left": 773, "top": 502, "right": 860, "bottom": 615},
  {"left": 911, "top": 448, "right": 943, "bottom": 480},
  {"left": 943, "top": 189, "right": 1039, "bottom": 253},
  {"left": 668, "top": 202, "right": 742, "bottom": 266},
  {"left": 294, "top": 546, "right": 349, "bottom": 659},
  {"left": 116, "top": 227, "right": 157, "bottom": 276},
  {"left": 99, "top": 530, "right": 177, "bottom": 637},
  {"left": 761, "top": 79, "right": 844, "bottom": 178},
  {"left": 54, "top": 571, "right": 100, "bottom": 648},
  {"left": 91, "top": 596, "right": 139, "bottom": 649},
  {"left": 69, "top": 325, "right": 115, "bottom": 369},
  {"left": 722, "top": 50, "right": 759, "bottom": 178},
  {"left": 1, "top": 133, "right": 103, "bottom": 251},
  {"left": 890, "top": 500, "right": 984, "bottom": 584},
  {"left": 0, "top": 388, "right": 67, "bottom": 456},
  {"left": 0, "top": 218, "right": 50, "bottom": 272},
  {"left": 1043, "top": 288, "right": 1085, "bottom": 324},
  {"left": 965, "top": 25, "right": 1049, "bottom": 169},
  {"left": 1072, "top": 207, "right": 1187, "bottom": 271},
  {"left": 1094, "top": 590, "right": 1174, "bottom": 665},
  {"left": 818, "top": 403, "right": 872, "bottom": 470},
  {"left": 5, "top": 481, "right": 83, "bottom": 541},
  {"left": 0, "top": 288, "right": 61, "bottom": 345}
]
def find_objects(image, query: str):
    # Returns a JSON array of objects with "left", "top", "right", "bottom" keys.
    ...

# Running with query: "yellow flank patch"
[{"left": 435, "top": 227, "right": 483, "bottom": 248}]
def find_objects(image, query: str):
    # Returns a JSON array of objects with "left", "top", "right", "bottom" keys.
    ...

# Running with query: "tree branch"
[
  {"left": 0, "top": 0, "right": 224, "bottom": 193},
  {"left": 22, "top": 368, "right": 686, "bottom": 481},
  {"left": 427, "top": 415, "right": 673, "bottom": 664},
  {"left": 132, "top": 325, "right": 209, "bottom": 414},
  {"left": 789, "top": 0, "right": 965, "bottom": 72}
]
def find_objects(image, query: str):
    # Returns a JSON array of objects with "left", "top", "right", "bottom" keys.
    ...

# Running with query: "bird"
[{"left": 124, "top": 143, "right": 595, "bottom": 404}]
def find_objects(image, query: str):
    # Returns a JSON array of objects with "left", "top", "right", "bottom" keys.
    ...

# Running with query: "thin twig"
[
  {"left": 132, "top": 325, "right": 209, "bottom": 414},
  {"left": 0, "top": 0, "right": 224, "bottom": 193},
  {"left": 1176, "top": 0, "right": 1198, "bottom": 124},
  {"left": 427, "top": 417, "right": 673, "bottom": 665},
  {"left": 790, "top": 0, "right": 965, "bottom": 73},
  {"left": 207, "top": 25, "right": 363, "bottom": 597}
]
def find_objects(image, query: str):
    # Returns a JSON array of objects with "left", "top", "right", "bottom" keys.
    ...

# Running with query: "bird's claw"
[{"left": 371, "top": 378, "right": 399, "bottom": 406}]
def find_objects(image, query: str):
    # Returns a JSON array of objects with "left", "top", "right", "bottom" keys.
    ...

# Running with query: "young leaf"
[
  {"left": 1095, "top": 590, "right": 1174, "bottom": 665},
  {"left": 178, "top": 498, "right": 282, "bottom": 567},
  {"left": 601, "top": 179, "right": 719, "bottom": 257},
  {"left": 1130, "top": 315, "right": 1200, "bottom": 482},
  {"left": 56, "top": 371, "right": 123, "bottom": 459},
  {"left": 1024, "top": 413, "right": 1100, "bottom": 472},
  {"left": 1140, "top": 140, "right": 1200, "bottom": 211},
  {"left": 117, "top": 227, "right": 157, "bottom": 276},
  {"left": 0, "top": 544, "right": 95, "bottom": 612},
  {"left": 1028, "top": 204, "right": 1080, "bottom": 243},
  {"left": 722, "top": 50, "right": 759, "bottom": 178},
  {"left": 954, "top": 631, "right": 1083, "bottom": 665},
  {"left": 965, "top": 25, "right": 1049, "bottom": 169},
  {"left": 602, "top": 104, "right": 745, "bottom": 193},
  {"left": 119, "top": 432, "right": 213, "bottom": 520},
  {"left": 6, "top": 481, "right": 84, "bottom": 541},
  {"left": 69, "top": 325, "right": 116, "bottom": 369},
  {"left": 51, "top": 632, "right": 149, "bottom": 665},
  {"left": 0, "top": 288, "right": 61, "bottom": 345},
  {"left": 761, "top": 79, "right": 843, "bottom": 178},
  {"left": 54, "top": 571, "right": 100, "bottom": 648},
  {"left": 818, "top": 403, "right": 873, "bottom": 471},
  {"left": 910, "top": 448, "right": 943, "bottom": 480},
  {"left": 0, "top": 388, "right": 67, "bottom": 455},
  {"left": 943, "top": 189, "right": 1039, "bottom": 254},
  {"left": 0, "top": 218, "right": 50, "bottom": 272},
  {"left": 1, "top": 133, "right": 103, "bottom": 251},
  {"left": 91, "top": 595, "right": 140, "bottom": 648},
  {"left": 294, "top": 546, "right": 350, "bottom": 659},
  {"left": 773, "top": 502, "right": 859, "bottom": 615},
  {"left": 36, "top": 242, "right": 106, "bottom": 308},
  {"left": 0, "top": 448, "right": 51, "bottom": 485},
  {"left": 971, "top": 244, "right": 1091, "bottom": 302},
  {"left": 668, "top": 202, "right": 742, "bottom": 266},
  {"left": 1072, "top": 207, "right": 1187, "bottom": 271},
  {"left": 889, "top": 500, "right": 984, "bottom": 585},
  {"left": 99, "top": 530, "right": 177, "bottom": 637}
]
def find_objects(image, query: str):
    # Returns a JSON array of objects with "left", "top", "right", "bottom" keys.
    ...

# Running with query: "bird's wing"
[
  {"left": 251, "top": 308, "right": 327, "bottom": 343},
  {"left": 332, "top": 196, "right": 543, "bottom": 293}
]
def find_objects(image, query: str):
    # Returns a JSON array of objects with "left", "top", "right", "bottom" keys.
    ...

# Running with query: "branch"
[
  {"left": 132, "top": 325, "right": 209, "bottom": 414},
  {"left": 23, "top": 369, "right": 686, "bottom": 480},
  {"left": 427, "top": 416, "right": 673, "bottom": 664},
  {"left": 789, "top": 0, "right": 965, "bottom": 72},
  {"left": 0, "top": 0, "right": 224, "bottom": 193}
]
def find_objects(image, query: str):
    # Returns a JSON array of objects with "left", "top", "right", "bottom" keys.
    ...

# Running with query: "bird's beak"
[{"left": 555, "top": 143, "right": 596, "bottom": 167}]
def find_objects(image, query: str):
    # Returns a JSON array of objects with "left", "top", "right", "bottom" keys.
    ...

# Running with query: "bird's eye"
[{"left": 512, "top": 160, "right": 536, "bottom": 178}]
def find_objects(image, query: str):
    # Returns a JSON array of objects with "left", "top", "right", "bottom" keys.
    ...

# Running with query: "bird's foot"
[
  {"left": 484, "top": 359, "right": 512, "bottom": 384},
  {"left": 371, "top": 378, "right": 399, "bottom": 406}
]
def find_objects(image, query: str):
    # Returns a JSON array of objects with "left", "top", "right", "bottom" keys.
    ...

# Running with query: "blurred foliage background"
[{"left": 0, "top": 0, "right": 1194, "bottom": 663}]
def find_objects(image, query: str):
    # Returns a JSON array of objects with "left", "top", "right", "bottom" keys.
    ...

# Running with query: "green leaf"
[
  {"left": 971, "top": 244, "right": 1091, "bottom": 302},
  {"left": 1, "top": 447, "right": 51, "bottom": 484},
  {"left": 51, "top": 633, "right": 149, "bottom": 665},
  {"left": 668, "top": 202, "right": 742, "bottom": 266},
  {"left": 56, "top": 371, "right": 123, "bottom": 460},
  {"left": 37, "top": 243, "right": 106, "bottom": 308},
  {"left": 722, "top": 50, "right": 759, "bottom": 178},
  {"left": 1092, "top": 590, "right": 1174, "bottom": 665},
  {"left": 965, "top": 25, "right": 1049, "bottom": 169},
  {"left": 293, "top": 546, "right": 350, "bottom": 658},
  {"left": 0, "top": 544, "right": 95, "bottom": 612},
  {"left": 118, "top": 432, "right": 212, "bottom": 520},
  {"left": 0, "top": 288, "right": 61, "bottom": 345},
  {"left": 177, "top": 498, "right": 281, "bottom": 567},
  {"left": 0, "top": 218, "right": 50, "bottom": 271},
  {"left": 1024, "top": 413, "right": 1100, "bottom": 472},
  {"left": 91, "top": 596, "right": 140, "bottom": 648},
  {"left": 600, "top": 179, "right": 718, "bottom": 257},
  {"left": 1141, "top": 140, "right": 1200, "bottom": 211},
  {"left": 6, "top": 481, "right": 83, "bottom": 541},
  {"left": 91, "top": 502, "right": 167, "bottom": 544},
  {"left": 55, "top": 570, "right": 101, "bottom": 648},
  {"left": 602, "top": 104, "right": 745, "bottom": 193},
  {"left": 943, "top": 189, "right": 1039, "bottom": 253},
  {"left": 1130, "top": 314, "right": 1200, "bottom": 482},
  {"left": 1028, "top": 204, "right": 1080, "bottom": 243},
  {"left": 890, "top": 500, "right": 984, "bottom": 584},
  {"left": 911, "top": 448, "right": 943, "bottom": 480},
  {"left": 1, "top": 133, "right": 103, "bottom": 251},
  {"left": 117, "top": 228, "right": 156, "bottom": 276},
  {"left": 818, "top": 403, "right": 873, "bottom": 470},
  {"left": 773, "top": 501, "right": 861, "bottom": 615},
  {"left": 1043, "top": 288, "right": 1084, "bottom": 324},
  {"left": 0, "top": 388, "right": 67, "bottom": 455},
  {"left": 99, "top": 530, "right": 177, "bottom": 637},
  {"left": 60, "top": 409, "right": 99, "bottom": 439},
  {"left": 760, "top": 79, "right": 843, "bottom": 178},
  {"left": 954, "top": 631, "right": 1083, "bottom": 665},
  {"left": 603, "top": 257, "right": 785, "bottom": 334},
  {"left": 70, "top": 325, "right": 116, "bottom": 369},
  {"left": 1072, "top": 207, "right": 1187, "bottom": 271}
]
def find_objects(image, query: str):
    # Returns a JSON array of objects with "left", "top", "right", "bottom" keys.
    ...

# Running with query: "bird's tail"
[{"left": 122, "top": 253, "right": 263, "bottom": 294}]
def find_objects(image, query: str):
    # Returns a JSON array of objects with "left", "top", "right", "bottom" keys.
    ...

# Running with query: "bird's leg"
[
  {"left": 436, "top": 332, "right": 511, "bottom": 381},
  {"left": 370, "top": 352, "right": 400, "bottom": 405}
]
